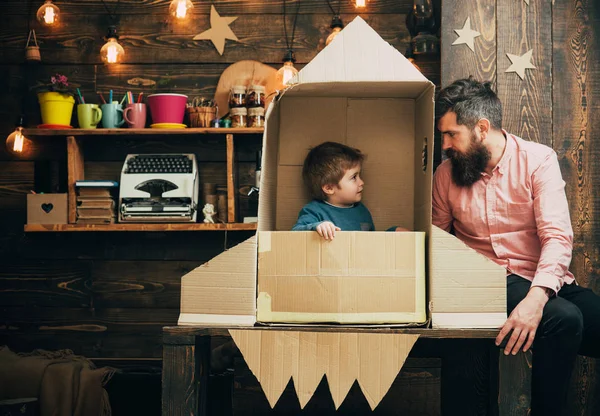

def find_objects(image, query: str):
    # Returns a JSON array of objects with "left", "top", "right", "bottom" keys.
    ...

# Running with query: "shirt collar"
[
  {"left": 324, "top": 200, "right": 356, "bottom": 209},
  {"left": 493, "top": 130, "right": 515, "bottom": 175}
]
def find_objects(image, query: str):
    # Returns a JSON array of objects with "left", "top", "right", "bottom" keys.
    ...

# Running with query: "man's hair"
[
  {"left": 435, "top": 77, "right": 503, "bottom": 130},
  {"left": 302, "top": 141, "right": 365, "bottom": 200}
]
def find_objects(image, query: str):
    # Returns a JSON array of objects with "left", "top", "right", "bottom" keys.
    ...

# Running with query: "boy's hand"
[
  {"left": 395, "top": 226, "right": 411, "bottom": 232},
  {"left": 316, "top": 221, "right": 341, "bottom": 240}
]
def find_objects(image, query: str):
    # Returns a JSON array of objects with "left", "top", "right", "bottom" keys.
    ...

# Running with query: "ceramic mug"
[
  {"left": 124, "top": 103, "right": 147, "bottom": 129},
  {"left": 100, "top": 102, "right": 125, "bottom": 128},
  {"left": 77, "top": 104, "right": 103, "bottom": 129}
]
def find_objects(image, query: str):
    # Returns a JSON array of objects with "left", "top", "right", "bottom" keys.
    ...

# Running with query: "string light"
[
  {"left": 276, "top": 0, "right": 301, "bottom": 89},
  {"left": 325, "top": 1, "right": 344, "bottom": 46},
  {"left": 276, "top": 50, "right": 299, "bottom": 87},
  {"left": 100, "top": 26, "right": 125, "bottom": 64},
  {"left": 169, "top": 0, "right": 193, "bottom": 20},
  {"left": 326, "top": 16, "right": 344, "bottom": 46},
  {"left": 354, "top": 0, "right": 367, "bottom": 8},
  {"left": 36, "top": 0, "right": 60, "bottom": 26},
  {"left": 99, "top": 1, "right": 124, "bottom": 64},
  {"left": 5, "top": 116, "right": 30, "bottom": 155}
]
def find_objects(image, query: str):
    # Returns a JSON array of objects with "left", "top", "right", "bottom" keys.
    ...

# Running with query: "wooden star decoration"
[
  {"left": 505, "top": 49, "right": 536, "bottom": 80},
  {"left": 452, "top": 17, "right": 481, "bottom": 52},
  {"left": 193, "top": 5, "right": 238, "bottom": 55}
]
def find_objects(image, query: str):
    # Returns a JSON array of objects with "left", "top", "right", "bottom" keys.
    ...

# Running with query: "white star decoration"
[
  {"left": 193, "top": 5, "right": 238, "bottom": 55},
  {"left": 452, "top": 17, "right": 481, "bottom": 52},
  {"left": 505, "top": 49, "right": 536, "bottom": 80}
]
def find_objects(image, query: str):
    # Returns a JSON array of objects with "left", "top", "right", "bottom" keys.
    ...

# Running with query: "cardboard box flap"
[
  {"left": 178, "top": 236, "right": 257, "bottom": 325},
  {"left": 230, "top": 329, "right": 419, "bottom": 410},
  {"left": 297, "top": 16, "right": 428, "bottom": 84},
  {"left": 429, "top": 225, "right": 507, "bottom": 328}
]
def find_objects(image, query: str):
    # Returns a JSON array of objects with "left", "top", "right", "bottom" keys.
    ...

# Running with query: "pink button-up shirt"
[{"left": 432, "top": 132, "right": 575, "bottom": 294}]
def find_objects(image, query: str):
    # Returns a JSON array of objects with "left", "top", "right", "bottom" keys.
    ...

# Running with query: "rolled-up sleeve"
[{"left": 531, "top": 151, "right": 573, "bottom": 294}]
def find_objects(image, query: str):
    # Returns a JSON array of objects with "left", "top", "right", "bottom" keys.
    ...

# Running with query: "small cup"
[
  {"left": 124, "top": 103, "right": 147, "bottom": 128},
  {"left": 77, "top": 104, "right": 103, "bottom": 129},
  {"left": 100, "top": 102, "right": 125, "bottom": 128}
]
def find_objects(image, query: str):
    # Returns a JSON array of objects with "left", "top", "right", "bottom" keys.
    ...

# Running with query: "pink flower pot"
[{"left": 147, "top": 93, "right": 188, "bottom": 124}]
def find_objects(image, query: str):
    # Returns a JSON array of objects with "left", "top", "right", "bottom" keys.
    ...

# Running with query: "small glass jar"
[
  {"left": 247, "top": 107, "right": 265, "bottom": 127},
  {"left": 230, "top": 107, "right": 247, "bottom": 128},
  {"left": 247, "top": 84, "right": 266, "bottom": 108},
  {"left": 229, "top": 85, "right": 246, "bottom": 108}
]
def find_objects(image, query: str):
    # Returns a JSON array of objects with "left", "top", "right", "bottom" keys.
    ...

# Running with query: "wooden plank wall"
[
  {"left": 442, "top": 0, "right": 600, "bottom": 414},
  {"left": 0, "top": 0, "right": 448, "bottom": 414}
]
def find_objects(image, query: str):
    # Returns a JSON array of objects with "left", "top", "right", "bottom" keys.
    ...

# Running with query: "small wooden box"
[{"left": 27, "top": 193, "right": 68, "bottom": 224}]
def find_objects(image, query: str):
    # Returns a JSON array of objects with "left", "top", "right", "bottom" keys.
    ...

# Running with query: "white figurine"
[{"left": 202, "top": 203, "right": 216, "bottom": 224}]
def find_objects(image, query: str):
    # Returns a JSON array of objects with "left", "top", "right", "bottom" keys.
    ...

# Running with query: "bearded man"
[{"left": 432, "top": 77, "right": 600, "bottom": 416}]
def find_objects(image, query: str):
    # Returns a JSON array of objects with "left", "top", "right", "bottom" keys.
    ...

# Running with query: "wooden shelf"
[
  {"left": 24, "top": 128, "right": 260, "bottom": 232},
  {"left": 24, "top": 222, "right": 258, "bottom": 232},
  {"left": 23, "top": 127, "right": 264, "bottom": 136}
]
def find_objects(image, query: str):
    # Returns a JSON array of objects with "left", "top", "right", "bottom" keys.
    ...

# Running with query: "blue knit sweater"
[{"left": 291, "top": 200, "right": 375, "bottom": 231}]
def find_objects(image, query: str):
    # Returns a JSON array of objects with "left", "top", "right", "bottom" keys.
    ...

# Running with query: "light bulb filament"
[
  {"left": 107, "top": 44, "right": 119, "bottom": 63},
  {"left": 282, "top": 67, "right": 295, "bottom": 85},
  {"left": 176, "top": 0, "right": 187, "bottom": 18},
  {"left": 44, "top": 6, "right": 55, "bottom": 24},
  {"left": 13, "top": 129, "right": 24, "bottom": 153}
]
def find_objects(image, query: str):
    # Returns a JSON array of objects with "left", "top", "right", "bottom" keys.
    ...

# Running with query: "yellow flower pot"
[{"left": 38, "top": 92, "right": 75, "bottom": 126}]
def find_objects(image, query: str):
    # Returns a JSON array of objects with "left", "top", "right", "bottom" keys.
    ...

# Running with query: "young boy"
[{"left": 292, "top": 141, "right": 375, "bottom": 240}]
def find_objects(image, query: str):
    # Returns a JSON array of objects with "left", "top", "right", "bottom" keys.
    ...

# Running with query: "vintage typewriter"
[{"left": 119, "top": 154, "right": 199, "bottom": 222}]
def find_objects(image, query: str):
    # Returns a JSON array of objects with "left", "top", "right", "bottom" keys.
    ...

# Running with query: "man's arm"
[
  {"left": 531, "top": 151, "right": 574, "bottom": 294},
  {"left": 432, "top": 162, "right": 453, "bottom": 231},
  {"left": 496, "top": 151, "right": 572, "bottom": 355}
]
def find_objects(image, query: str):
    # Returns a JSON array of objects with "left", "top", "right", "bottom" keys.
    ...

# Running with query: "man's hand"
[
  {"left": 395, "top": 226, "right": 411, "bottom": 232},
  {"left": 316, "top": 221, "right": 341, "bottom": 240},
  {"left": 495, "top": 287, "right": 550, "bottom": 355}
]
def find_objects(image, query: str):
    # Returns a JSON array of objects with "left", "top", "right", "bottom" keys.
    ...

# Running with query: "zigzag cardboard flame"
[{"left": 230, "top": 330, "right": 419, "bottom": 409}]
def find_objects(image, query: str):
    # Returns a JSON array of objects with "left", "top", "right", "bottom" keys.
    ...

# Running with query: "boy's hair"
[
  {"left": 302, "top": 141, "right": 365, "bottom": 200},
  {"left": 435, "top": 77, "right": 503, "bottom": 130}
]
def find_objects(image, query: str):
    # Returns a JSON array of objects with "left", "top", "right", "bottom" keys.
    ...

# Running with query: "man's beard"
[{"left": 446, "top": 134, "right": 491, "bottom": 187}]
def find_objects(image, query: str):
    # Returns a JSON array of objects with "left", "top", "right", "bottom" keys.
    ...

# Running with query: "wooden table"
[{"left": 162, "top": 326, "right": 531, "bottom": 416}]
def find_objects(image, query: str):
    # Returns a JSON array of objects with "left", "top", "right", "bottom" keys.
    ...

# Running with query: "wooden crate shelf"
[
  {"left": 23, "top": 128, "right": 263, "bottom": 232},
  {"left": 24, "top": 222, "right": 258, "bottom": 232}
]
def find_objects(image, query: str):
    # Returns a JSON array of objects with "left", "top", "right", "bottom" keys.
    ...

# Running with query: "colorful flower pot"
[
  {"left": 148, "top": 93, "right": 188, "bottom": 124},
  {"left": 38, "top": 92, "right": 75, "bottom": 126}
]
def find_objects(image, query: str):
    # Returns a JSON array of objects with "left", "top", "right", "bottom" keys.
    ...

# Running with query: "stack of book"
[{"left": 75, "top": 180, "right": 118, "bottom": 224}]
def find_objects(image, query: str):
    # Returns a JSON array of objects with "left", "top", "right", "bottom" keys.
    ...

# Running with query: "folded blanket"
[{"left": 0, "top": 346, "right": 114, "bottom": 416}]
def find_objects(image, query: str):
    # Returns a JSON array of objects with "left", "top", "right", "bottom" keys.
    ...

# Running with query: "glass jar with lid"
[
  {"left": 230, "top": 107, "right": 247, "bottom": 128},
  {"left": 247, "top": 107, "right": 265, "bottom": 127},
  {"left": 229, "top": 85, "right": 246, "bottom": 108},
  {"left": 247, "top": 84, "right": 266, "bottom": 108}
]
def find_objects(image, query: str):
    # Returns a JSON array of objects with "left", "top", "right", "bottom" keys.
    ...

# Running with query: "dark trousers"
[{"left": 507, "top": 275, "right": 600, "bottom": 415}]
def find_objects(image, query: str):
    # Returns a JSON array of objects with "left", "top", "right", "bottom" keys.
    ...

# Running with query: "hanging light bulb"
[
  {"left": 275, "top": 50, "right": 299, "bottom": 89},
  {"left": 354, "top": 0, "right": 367, "bottom": 8},
  {"left": 100, "top": 26, "right": 125, "bottom": 64},
  {"left": 6, "top": 116, "right": 30, "bottom": 155},
  {"left": 36, "top": 0, "right": 60, "bottom": 26},
  {"left": 6, "top": 127, "right": 28, "bottom": 153},
  {"left": 169, "top": 0, "right": 193, "bottom": 19},
  {"left": 326, "top": 15, "right": 344, "bottom": 46}
]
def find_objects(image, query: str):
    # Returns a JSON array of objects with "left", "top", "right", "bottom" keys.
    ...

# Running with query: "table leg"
[
  {"left": 497, "top": 349, "right": 532, "bottom": 415},
  {"left": 162, "top": 334, "right": 211, "bottom": 416}
]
